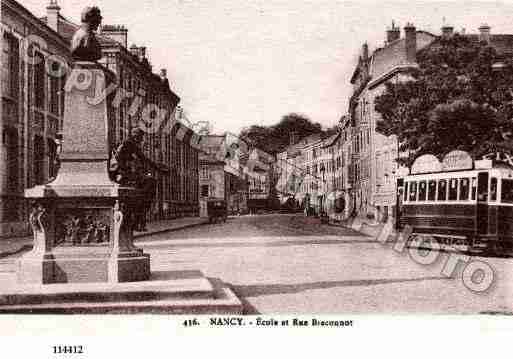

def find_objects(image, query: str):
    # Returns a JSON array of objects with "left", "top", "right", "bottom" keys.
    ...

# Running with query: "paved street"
[
  {"left": 2, "top": 213, "right": 512, "bottom": 314},
  {"left": 134, "top": 213, "right": 513, "bottom": 314}
]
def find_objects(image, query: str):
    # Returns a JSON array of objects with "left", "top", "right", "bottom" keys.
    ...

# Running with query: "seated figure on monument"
[
  {"left": 109, "top": 128, "right": 168, "bottom": 231},
  {"left": 71, "top": 6, "right": 103, "bottom": 62}
]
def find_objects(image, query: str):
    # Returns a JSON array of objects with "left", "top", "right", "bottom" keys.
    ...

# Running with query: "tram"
[{"left": 397, "top": 151, "right": 513, "bottom": 255}]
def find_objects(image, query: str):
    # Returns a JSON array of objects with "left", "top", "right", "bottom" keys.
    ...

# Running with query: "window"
[
  {"left": 200, "top": 166, "right": 209, "bottom": 179},
  {"left": 471, "top": 177, "right": 477, "bottom": 200},
  {"left": 49, "top": 62, "right": 61, "bottom": 115},
  {"left": 34, "top": 52, "right": 45, "bottom": 109},
  {"left": 449, "top": 178, "right": 458, "bottom": 201},
  {"left": 404, "top": 182, "right": 409, "bottom": 201},
  {"left": 4, "top": 128, "right": 19, "bottom": 222},
  {"left": 490, "top": 177, "right": 498, "bottom": 201},
  {"left": 409, "top": 181, "right": 417, "bottom": 201},
  {"left": 34, "top": 136, "right": 45, "bottom": 185},
  {"left": 4, "top": 127, "right": 19, "bottom": 193},
  {"left": 459, "top": 178, "right": 470, "bottom": 201},
  {"left": 418, "top": 180, "right": 427, "bottom": 201},
  {"left": 426, "top": 180, "right": 436, "bottom": 201},
  {"left": 47, "top": 138, "right": 57, "bottom": 179},
  {"left": 437, "top": 179, "right": 447, "bottom": 201},
  {"left": 2, "top": 33, "right": 19, "bottom": 99},
  {"left": 502, "top": 179, "right": 513, "bottom": 203}
]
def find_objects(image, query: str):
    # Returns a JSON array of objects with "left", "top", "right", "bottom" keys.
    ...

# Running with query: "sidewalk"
[
  {"left": 133, "top": 216, "right": 208, "bottom": 238},
  {"left": 327, "top": 215, "right": 387, "bottom": 237},
  {"left": 0, "top": 216, "right": 208, "bottom": 261}
]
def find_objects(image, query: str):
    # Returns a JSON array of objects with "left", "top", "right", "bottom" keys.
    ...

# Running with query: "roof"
[
  {"left": 322, "top": 132, "right": 341, "bottom": 148},
  {"left": 285, "top": 141, "right": 304, "bottom": 158},
  {"left": 350, "top": 57, "right": 365, "bottom": 84},
  {"left": 370, "top": 31, "right": 436, "bottom": 80},
  {"left": 41, "top": 12, "right": 180, "bottom": 105},
  {"left": 40, "top": 13, "right": 76, "bottom": 43},
  {"left": 200, "top": 135, "right": 225, "bottom": 148},
  {"left": 4, "top": 0, "right": 68, "bottom": 49},
  {"left": 297, "top": 133, "right": 323, "bottom": 147},
  {"left": 464, "top": 34, "right": 513, "bottom": 55},
  {"left": 41, "top": 14, "right": 129, "bottom": 47}
]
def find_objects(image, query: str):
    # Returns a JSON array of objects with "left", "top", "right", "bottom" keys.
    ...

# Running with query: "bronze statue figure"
[
  {"left": 109, "top": 128, "right": 168, "bottom": 231},
  {"left": 70, "top": 6, "right": 103, "bottom": 62}
]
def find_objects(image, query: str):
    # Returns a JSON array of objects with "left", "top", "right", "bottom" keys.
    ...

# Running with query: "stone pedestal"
[{"left": 18, "top": 62, "right": 150, "bottom": 284}]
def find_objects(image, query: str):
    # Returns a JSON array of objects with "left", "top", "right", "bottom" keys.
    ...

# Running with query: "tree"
[
  {"left": 374, "top": 33, "right": 513, "bottom": 166},
  {"left": 239, "top": 113, "right": 324, "bottom": 155}
]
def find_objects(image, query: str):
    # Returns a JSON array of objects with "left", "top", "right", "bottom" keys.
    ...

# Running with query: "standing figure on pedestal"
[
  {"left": 71, "top": 6, "right": 103, "bottom": 62},
  {"left": 109, "top": 128, "right": 168, "bottom": 231}
]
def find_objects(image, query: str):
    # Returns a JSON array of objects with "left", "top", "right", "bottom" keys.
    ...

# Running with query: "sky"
[{"left": 20, "top": 0, "right": 513, "bottom": 134}]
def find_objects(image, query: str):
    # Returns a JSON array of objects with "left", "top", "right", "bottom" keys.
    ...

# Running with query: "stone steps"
[{"left": 0, "top": 271, "right": 243, "bottom": 314}]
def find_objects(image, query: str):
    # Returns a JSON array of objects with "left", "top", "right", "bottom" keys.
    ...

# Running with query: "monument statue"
[
  {"left": 109, "top": 128, "right": 167, "bottom": 231},
  {"left": 70, "top": 6, "right": 103, "bottom": 62}
]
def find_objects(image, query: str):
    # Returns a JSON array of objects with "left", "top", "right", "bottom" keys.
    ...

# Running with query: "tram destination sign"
[{"left": 441, "top": 150, "right": 473, "bottom": 171}]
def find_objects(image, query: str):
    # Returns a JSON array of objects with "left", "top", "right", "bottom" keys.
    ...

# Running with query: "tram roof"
[{"left": 402, "top": 164, "right": 513, "bottom": 180}]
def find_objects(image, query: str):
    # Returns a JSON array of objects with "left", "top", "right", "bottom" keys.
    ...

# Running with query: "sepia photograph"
[{"left": 1, "top": 0, "right": 513, "bottom": 354}]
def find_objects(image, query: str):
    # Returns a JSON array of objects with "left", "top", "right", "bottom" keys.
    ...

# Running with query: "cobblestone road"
[{"left": 139, "top": 214, "right": 513, "bottom": 314}]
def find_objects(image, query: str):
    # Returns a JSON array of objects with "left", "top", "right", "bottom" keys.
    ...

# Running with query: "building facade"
[
  {"left": 348, "top": 22, "right": 436, "bottom": 221},
  {"left": 348, "top": 21, "right": 513, "bottom": 222},
  {"left": 276, "top": 140, "right": 305, "bottom": 210},
  {"left": 294, "top": 133, "right": 330, "bottom": 215},
  {"left": 245, "top": 147, "right": 276, "bottom": 212},
  {"left": 1, "top": 0, "right": 71, "bottom": 236},
  {"left": 198, "top": 134, "right": 249, "bottom": 216},
  {"left": 275, "top": 129, "right": 352, "bottom": 219},
  {"left": 42, "top": 1, "right": 200, "bottom": 221}
]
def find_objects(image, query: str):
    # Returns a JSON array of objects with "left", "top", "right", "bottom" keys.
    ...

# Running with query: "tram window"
[
  {"left": 471, "top": 177, "right": 477, "bottom": 200},
  {"left": 490, "top": 177, "right": 498, "bottom": 202},
  {"left": 404, "top": 182, "right": 409, "bottom": 201},
  {"left": 428, "top": 180, "right": 437, "bottom": 201},
  {"left": 449, "top": 178, "right": 458, "bottom": 201},
  {"left": 437, "top": 179, "right": 447, "bottom": 201},
  {"left": 502, "top": 179, "right": 513, "bottom": 203},
  {"left": 418, "top": 181, "right": 427, "bottom": 201},
  {"left": 459, "top": 178, "right": 470, "bottom": 200},
  {"left": 409, "top": 181, "right": 417, "bottom": 201}
]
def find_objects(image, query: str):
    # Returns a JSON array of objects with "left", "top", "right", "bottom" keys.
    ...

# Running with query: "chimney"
[
  {"left": 129, "top": 44, "right": 146, "bottom": 61},
  {"left": 404, "top": 23, "right": 416, "bottom": 63},
  {"left": 290, "top": 131, "right": 298, "bottom": 146},
  {"left": 479, "top": 23, "right": 491, "bottom": 44},
  {"left": 139, "top": 46, "right": 147, "bottom": 61},
  {"left": 441, "top": 24, "right": 454, "bottom": 40},
  {"left": 46, "top": 0, "right": 60, "bottom": 32},
  {"left": 160, "top": 68, "right": 170, "bottom": 88},
  {"left": 129, "top": 44, "right": 139, "bottom": 57},
  {"left": 100, "top": 25, "right": 128, "bottom": 48},
  {"left": 362, "top": 42, "right": 369, "bottom": 61},
  {"left": 386, "top": 21, "right": 400, "bottom": 43}
]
